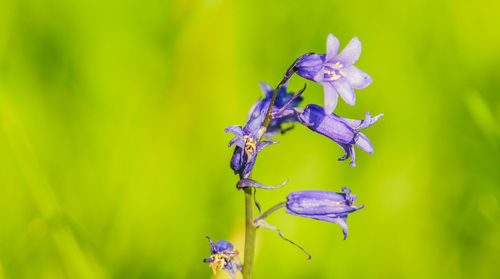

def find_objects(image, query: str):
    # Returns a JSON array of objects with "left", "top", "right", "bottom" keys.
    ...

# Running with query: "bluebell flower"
[
  {"left": 257, "top": 82, "right": 303, "bottom": 137},
  {"left": 296, "top": 104, "right": 383, "bottom": 167},
  {"left": 286, "top": 187, "right": 364, "bottom": 239},
  {"left": 226, "top": 83, "right": 303, "bottom": 176},
  {"left": 294, "top": 34, "right": 372, "bottom": 114},
  {"left": 225, "top": 125, "right": 278, "bottom": 176},
  {"left": 203, "top": 237, "right": 241, "bottom": 278}
]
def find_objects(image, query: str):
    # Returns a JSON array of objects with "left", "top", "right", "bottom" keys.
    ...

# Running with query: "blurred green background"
[{"left": 0, "top": 0, "right": 499, "bottom": 278}]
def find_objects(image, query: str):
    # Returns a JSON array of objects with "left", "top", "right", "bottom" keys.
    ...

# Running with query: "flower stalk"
[
  {"left": 255, "top": 201, "right": 286, "bottom": 222},
  {"left": 242, "top": 187, "right": 256, "bottom": 279}
]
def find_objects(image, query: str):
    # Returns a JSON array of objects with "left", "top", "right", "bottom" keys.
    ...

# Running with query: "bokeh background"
[{"left": 1, "top": 0, "right": 499, "bottom": 278}]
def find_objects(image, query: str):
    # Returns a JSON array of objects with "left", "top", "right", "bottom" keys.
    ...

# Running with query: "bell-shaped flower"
[
  {"left": 203, "top": 237, "right": 241, "bottom": 278},
  {"left": 296, "top": 104, "right": 383, "bottom": 167},
  {"left": 294, "top": 34, "right": 372, "bottom": 114},
  {"left": 225, "top": 124, "right": 278, "bottom": 176},
  {"left": 286, "top": 187, "right": 364, "bottom": 239}
]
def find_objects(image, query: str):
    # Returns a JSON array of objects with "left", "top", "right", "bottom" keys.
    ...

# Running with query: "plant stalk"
[{"left": 242, "top": 187, "right": 256, "bottom": 279}]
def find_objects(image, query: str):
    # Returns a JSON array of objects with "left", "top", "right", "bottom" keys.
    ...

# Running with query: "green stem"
[
  {"left": 255, "top": 201, "right": 286, "bottom": 222},
  {"left": 242, "top": 187, "right": 256, "bottom": 279}
]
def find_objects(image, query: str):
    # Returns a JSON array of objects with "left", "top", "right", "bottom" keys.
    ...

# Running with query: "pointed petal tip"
[
  {"left": 323, "top": 84, "right": 339, "bottom": 114},
  {"left": 338, "top": 37, "right": 362, "bottom": 66},
  {"left": 334, "top": 80, "right": 356, "bottom": 106},
  {"left": 355, "top": 133, "right": 374, "bottom": 153},
  {"left": 326, "top": 34, "right": 340, "bottom": 60},
  {"left": 259, "top": 81, "right": 273, "bottom": 97}
]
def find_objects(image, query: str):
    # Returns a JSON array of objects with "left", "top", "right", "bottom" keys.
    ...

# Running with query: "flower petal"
[
  {"left": 343, "top": 65, "right": 372, "bottom": 89},
  {"left": 340, "top": 187, "right": 356, "bottom": 205},
  {"left": 355, "top": 132, "right": 374, "bottom": 153},
  {"left": 259, "top": 81, "right": 273, "bottom": 97},
  {"left": 313, "top": 66, "right": 325, "bottom": 83},
  {"left": 206, "top": 236, "right": 217, "bottom": 254},
  {"left": 339, "top": 112, "right": 383, "bottom": 130},
  {"left": 337, "top": 143, "right": 352, "bottom": 162},
  {"left": 349, "top": 145, "right": 356, "bottom": 167},
  {"left": 357, "top": 112, "right": 383, "bottom": 129},
  {"left": 325, "top": 34, "right": 340, "bottom": 61},
  {"left": 215, "top": 240, "right": 234, "bottom": 252},
  {"left": 337, "top": 37, "right": 362, "bottom": 66},
  {"left": 323, "top": 83, "right": 339, "bottom": 114},
  {"left": 333, "top": 79, "right": 356, "bottom": 106},
  {"left": 225, "top": 125, "right": 243, "bottom": 137},
  {"left": 333, "top": 215, "right": 349, "bottom": 240},
  {"left": 228, "top": 136, "right": 245, "bottom": 148},
  {"left": 257, "top": 140, "right": 279, "bottom": 153},
  {"left": 230, "top": 147, "right": 245, "bottom": 175}
]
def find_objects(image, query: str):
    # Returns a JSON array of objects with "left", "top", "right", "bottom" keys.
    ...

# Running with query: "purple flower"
[
  {"left": 203, "top": 237, "right": 241, "bottom": 278},
  {"left": 295, "top": 34, "right": 372, "bottom": 114},
  {"left": 225, "top": 124, "right": 278, "bottom": 176},
  {"left": 226, "top": 83, "right": 303, "bottom": 176},
  {"left": 297, "top": 104, "right": 383, "bottom": 167},
  {"left": 242, "top": 82, "right": 303, "bottom": 138},
  {"left": 286, "top": 187, "right": 364, "bottom": 239}
]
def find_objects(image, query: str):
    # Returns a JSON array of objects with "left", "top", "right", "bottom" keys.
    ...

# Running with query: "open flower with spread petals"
[
  {"left": 286, "top": 187, "right": 364, "bottom": 239},
  {"left": 226, "top": 83, "right": 303, "bottom": 176},
  {"left": 294, "top": 34, "right": 372, "bottom": 114},
  {"left": 297, "top": 104, "right": 383, "bottom": 167},
  {"left": 203, "top": 237, "right": 241, "bottom": 278}
]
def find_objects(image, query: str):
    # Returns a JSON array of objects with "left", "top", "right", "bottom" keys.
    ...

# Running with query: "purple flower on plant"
[
  {"left": 296, "top": 104, "right": 383, "bottom": 167},
  {"left": 258, "top": 82, "right": 304, "bottom": 137},
  {"left": 225, "top": 124, "right": 278, "bottom": 177},
  {"left": 203, "top": 237, "right": 241, "bottom": 278},
  {"left": 294, "top": 34, "right": 372, "bottom": 114},
  {"left": 286, "top": 187, "right": 364, "bottom": 239},
  {"left": 226, "top": 83, "right": 303, "bottom": 176}
]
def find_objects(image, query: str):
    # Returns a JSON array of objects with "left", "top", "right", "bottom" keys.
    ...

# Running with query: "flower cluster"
[
  {"left": 203, "top": 237, "right": 241, "bottom": 278},
  {"left": 204, "top": 34, "right": 383, "bottom": 278}
]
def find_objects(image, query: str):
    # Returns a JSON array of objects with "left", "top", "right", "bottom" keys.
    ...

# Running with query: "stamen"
[
  {"left": 324, "top": 62, "right": 346, "bottom": 81},
  {"left": 207, "top": 250, "right": 239, "bottom": 275},
  {"left": 331, "top": 62, "right": 343, "bottom": 69},
  {"left": 329, "top": 73, "right": 341, "bottom": 81},
  {"left": 243, "top": 136, "right": 257, "bottom": 157}
]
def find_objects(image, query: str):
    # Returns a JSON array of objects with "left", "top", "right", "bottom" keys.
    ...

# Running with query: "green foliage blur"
[{"left": 0, "top": 0, "right": 499, "bottom": 278}]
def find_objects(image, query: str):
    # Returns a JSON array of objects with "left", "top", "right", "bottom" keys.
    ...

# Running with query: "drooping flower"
[
  {"left": 296, "top": 104, "right": 383, "bottom": 167},
  {"left": 203, "top": 237, "right": 241, "bottom": 278},
  {"left": 286, "top": 187, "right": 364, "bottom": 239},
  {"left": 225, "top": 124, "right": 278, "bottom": 177},
  {"left": 294, "top": 34, "right": 372, "bottom": 114},
  {"left": 226, "top": 83, "right": 303, "bottom": 176}
]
